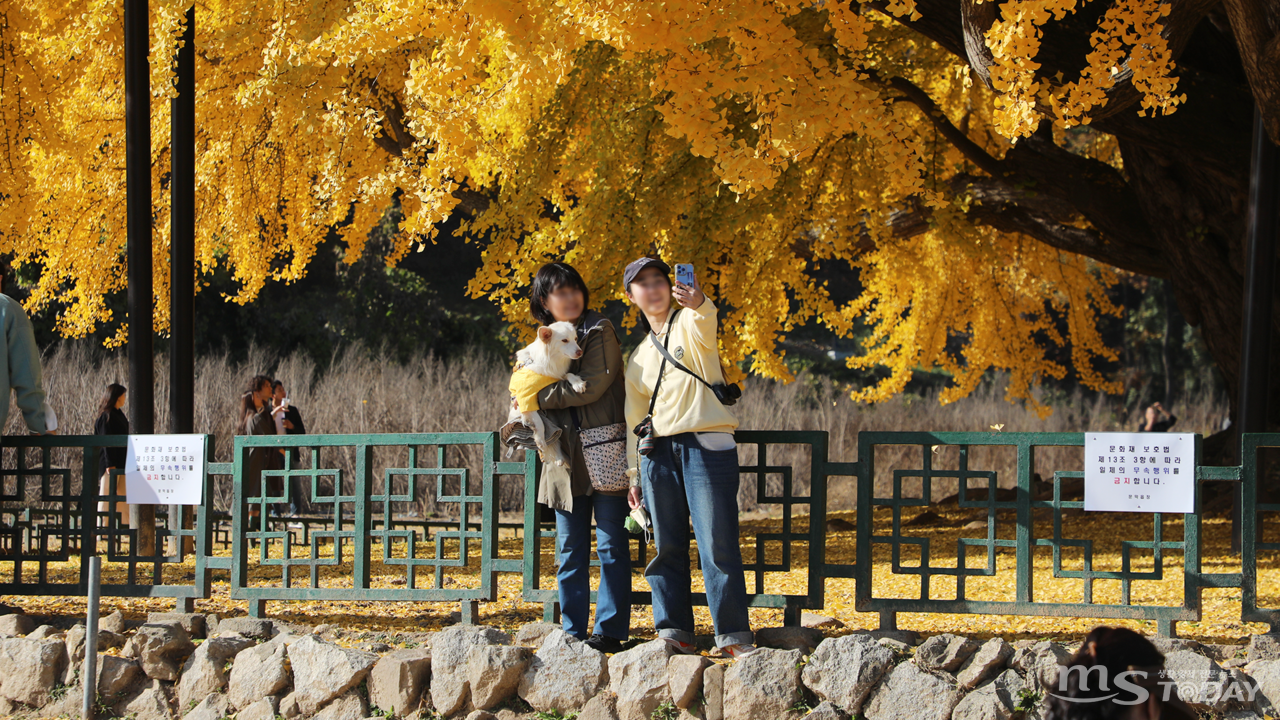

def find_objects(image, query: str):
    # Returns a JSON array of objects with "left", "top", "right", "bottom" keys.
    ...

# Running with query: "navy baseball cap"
[{"left": 623, "top": 257, "right": 671, "bottom": 290}]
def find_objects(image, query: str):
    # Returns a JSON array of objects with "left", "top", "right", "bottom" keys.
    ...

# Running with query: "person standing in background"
[
  {"left": 240, "top": 375, "right": 280, "bottom": 532},
  {"left": 94, "top": 384, "right": 129, "bottom": 524},
  {"left": 0, "top": 268, "right": 52, "bottom": 437},
  {"left": 1139, "top": 402, "right": 1177, "bottom": 432},
  {"left": 272, "top": 380, "right": 308, "bottom": 516}
]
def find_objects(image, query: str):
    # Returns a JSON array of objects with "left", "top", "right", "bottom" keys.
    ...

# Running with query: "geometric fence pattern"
[{"left": 0, "top": 430, "right": 1275, "bottom": 636}]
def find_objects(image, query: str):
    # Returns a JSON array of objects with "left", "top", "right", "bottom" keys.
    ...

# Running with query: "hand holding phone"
[{"left": 673, "top": 263, "right": 704, "bottom": 309}]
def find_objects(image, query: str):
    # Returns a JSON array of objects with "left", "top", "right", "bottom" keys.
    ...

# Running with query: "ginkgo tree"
[{"left": 0, "top": 0, "right": 1274, "bottom": 416}]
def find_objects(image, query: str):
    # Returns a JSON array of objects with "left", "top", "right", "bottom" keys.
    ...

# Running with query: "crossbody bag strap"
[
  {"left": 645, "top": 309, "right": 680, "bottom": 417},
  {"left": 649, "top": 327, "right": 716, "bottom": 391}
]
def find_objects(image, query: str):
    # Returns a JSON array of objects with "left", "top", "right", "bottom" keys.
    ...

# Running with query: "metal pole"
[
  {"left": 82, "top": 555, "right": 101, "bottom": 720},
  {"left": 170, "top": 5, "right": 194, "bottom": 438},
  {"left": 170, "top": 5, "right": 196, "bottom": 558},
  {"left": 126, "top": 0, "right": 156, "bottom": 555},
  {"left": 1234, "top": 106, "right": 1278, "bottom": 551}
]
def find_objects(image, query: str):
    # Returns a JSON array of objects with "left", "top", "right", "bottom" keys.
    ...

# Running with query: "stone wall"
[{"left": 0, "top": 608, "right": 1276, "bottom": 720}]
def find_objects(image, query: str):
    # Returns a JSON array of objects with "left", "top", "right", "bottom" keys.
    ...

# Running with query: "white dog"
[{"left": 507, "top": 321, "right": 588, "bottom": 466}]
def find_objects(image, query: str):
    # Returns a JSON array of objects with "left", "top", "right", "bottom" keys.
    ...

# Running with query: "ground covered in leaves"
[{"left": 0, "top": 506, "right": 1272, "bottom": 647}]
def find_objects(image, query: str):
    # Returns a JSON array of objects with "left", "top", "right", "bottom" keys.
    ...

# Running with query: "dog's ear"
[{"left": 537, "top": 326, "right": 553, "bottom": 343}]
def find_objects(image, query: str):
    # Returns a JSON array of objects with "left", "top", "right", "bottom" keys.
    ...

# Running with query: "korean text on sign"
[
  {"left": 1083, "top": 432, "right": 1194, "bottom": 513},
  {"left": 124, "top": 434, "right": 206, "bottom": 505}
]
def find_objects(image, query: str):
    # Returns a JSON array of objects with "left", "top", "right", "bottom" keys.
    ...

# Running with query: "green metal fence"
[
  {"left": 852, "top": 431, "right": 1242, "bottom": 636},
  {"left": 520, "top": 430, "right": 841, "bottom": 625},
  {"left": 232, "top": 432, "right": 526, "bottom": 619},
  {"left": 0, "top": 434, "right": 216, "bottom": 606},
  {"left": 1241, "top": 432, "right": 1280, "bottom": 628},
  {"left": 2, "top": 430, "right": 1278, "bottom": 636}
]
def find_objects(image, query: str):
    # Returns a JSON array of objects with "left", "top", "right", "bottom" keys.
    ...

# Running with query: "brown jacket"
[
  {"left": 243, "top": 405, "right": 281, "bottom": 499},
  {"left": 535, "top": 311, "right": 626, "bottom": 509}
]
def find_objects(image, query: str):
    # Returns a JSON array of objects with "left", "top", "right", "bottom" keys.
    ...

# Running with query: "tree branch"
[
  {"left": 884, "top": 77, "right": 1165, "bottom": 273},
  {"left": 849, "top": 175, "right": 1167, "bottom": 276},
  {"left": 957, "top": 175, "right": 1168, "bottom": 275},
  {"left": 1001, "top": 126, "right": 1164, "bottom": 262},
  {"left": 960, "top": 0, "right": 997, "bottom": 86},
  {"left": 888, "top": 76, "right": 1005, "bottom": 177},
  {"left": 867, "top": 0, "right": 1222, "bottom": 121}
]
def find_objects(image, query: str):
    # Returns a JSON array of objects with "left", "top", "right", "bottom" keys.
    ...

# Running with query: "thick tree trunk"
[
  {"left": 873, "top": 0, "right": 1280, "bottom": 423},
  {"left": 1094, "top": 62, "right": 1269, "bottom": 414}
]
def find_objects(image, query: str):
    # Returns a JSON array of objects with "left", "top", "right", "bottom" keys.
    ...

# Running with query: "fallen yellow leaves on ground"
[{"left": 0, "top": 508, "right": 1270, "bottom": 646}]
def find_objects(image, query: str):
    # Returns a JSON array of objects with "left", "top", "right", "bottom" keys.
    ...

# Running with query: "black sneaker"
[{"left": 584, "top": 634, "right": 624, "bottom": 654}]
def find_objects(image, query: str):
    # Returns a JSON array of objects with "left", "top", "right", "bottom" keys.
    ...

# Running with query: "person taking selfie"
[{"left": 623, "top": 257, "right": 755, "bottom": 659}]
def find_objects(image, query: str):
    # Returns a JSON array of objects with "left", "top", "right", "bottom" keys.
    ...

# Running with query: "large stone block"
[
  {"left": 286, "top": 634, "right": 378, "bottom": 716},
  {"left": 468, "top": 644, "right": 532, "bottom": 710},
  {"left": 429, "top": 625, "right": 511, "bottom": 716},
  {"left": 368, "top": 647, "right": 431, "bottom": 717},
  {"left": 608, "top": 639, "right": 674, "bottom": 720},
  {"left": 668, "top": 654, "right": 713, "bottom": 709},
  {"left": 956, "top": 638, "right": 1013, "bottom": 689},
  {"left": 915, "top": 634, "right": 979, "bottom": 673},
  {"left": 148, "top": 613, "right": 207, "bottom": 639},
  {"left": 864, "top": 661, "right": 962, "bottom": 720},
  {"left": 177, "top": 633, "right": 255, "bottom": 709},
  {"left": 518, "top": 629, "right": 610, "bottom": 713},
  {"left": 0, "top": 637, "right": 67, "bottom": 706},
  {"left": 227, "top": 638, "right": 290, "bottom": 710},
  {"left": 723, "top": 648, "right": 805, "bottom": 720},
  {"left": 801, "top": 634, "right": 894, "bottom": 716},
  {"left": 123, "top": 623, "right": 196, "bottom": 681}
]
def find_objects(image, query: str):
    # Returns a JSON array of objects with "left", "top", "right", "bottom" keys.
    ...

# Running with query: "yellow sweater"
[
  {"left": 625, "top": 297, "right": 739, "bottom": 479},
  {"left": 509, "top": 365, "right": 562, "bottom": 413}
]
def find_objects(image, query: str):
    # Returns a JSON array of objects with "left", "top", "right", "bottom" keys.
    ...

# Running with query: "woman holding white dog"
[
  {"left": 526, "top": 262, "right": 632, "bottom": 654},
  {"left": 623, "top": 257, "right": 756, "bottom": 659}
]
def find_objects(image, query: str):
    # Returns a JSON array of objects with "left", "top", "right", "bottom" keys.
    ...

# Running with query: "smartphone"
[{"left": 675, "top": 263, "right": 695, "bottom": 287}]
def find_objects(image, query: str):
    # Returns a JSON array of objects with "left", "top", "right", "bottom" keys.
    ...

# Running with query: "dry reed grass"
[{"left": 6, "top": 343, "right": 1229, "bottom": 514}]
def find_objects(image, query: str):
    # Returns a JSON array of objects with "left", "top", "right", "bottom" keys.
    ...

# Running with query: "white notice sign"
[
  {"left": 1084, "top": 432, "right": 1194, "bottom": 513},
  {"left": 125, "top": 434, "right": 205, "bottom": 505}
]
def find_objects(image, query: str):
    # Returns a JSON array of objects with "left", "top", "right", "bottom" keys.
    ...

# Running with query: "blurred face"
[
  {"left": 255, "top": 381, "right": 273, "bottom": 405},
  {"left": 274, "top": 385, "right": 286, "bottom": 403},
  {"left": 1145, "top": 406, "right": 1158, "bottom": 423},
  {"left": 626, "top": 267, "right": 671, "bottom": 317},
  {"left": 546, "top": 285, "right": 584, "bottom": 324},
  {"left": 115, "top": 392, "right": 127, "bottom": 409}
]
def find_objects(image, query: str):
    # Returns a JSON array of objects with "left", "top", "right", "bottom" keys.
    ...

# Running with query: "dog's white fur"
[{"left": 509, "top": 321, "right": 587, "bottom": 466}]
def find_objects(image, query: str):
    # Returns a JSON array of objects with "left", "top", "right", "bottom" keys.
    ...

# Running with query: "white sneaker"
[
  {"left": 662, "top": 637, "right": 699, "bottom": 655},
  {"left": 722, "top": 643, "right": 759, "bottom": 660}
]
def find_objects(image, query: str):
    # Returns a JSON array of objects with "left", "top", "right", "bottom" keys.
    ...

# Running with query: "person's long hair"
[
  {"left": 240, "top": 375, "right": 272, "bottom": 424},
  {"left": 96, "top": 383, "right": 126, "bottom": 421},
  {"left": 1043, "top": 627, "right": 1166, "bottom": 720}
]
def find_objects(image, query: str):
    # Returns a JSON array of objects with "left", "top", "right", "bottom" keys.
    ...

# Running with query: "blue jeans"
[
  {"left": 641, "top": 433, "right": 752, "bottom": 649},
  {"left": 555, "top": 492, "right": 632, "bottom": 641}
]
